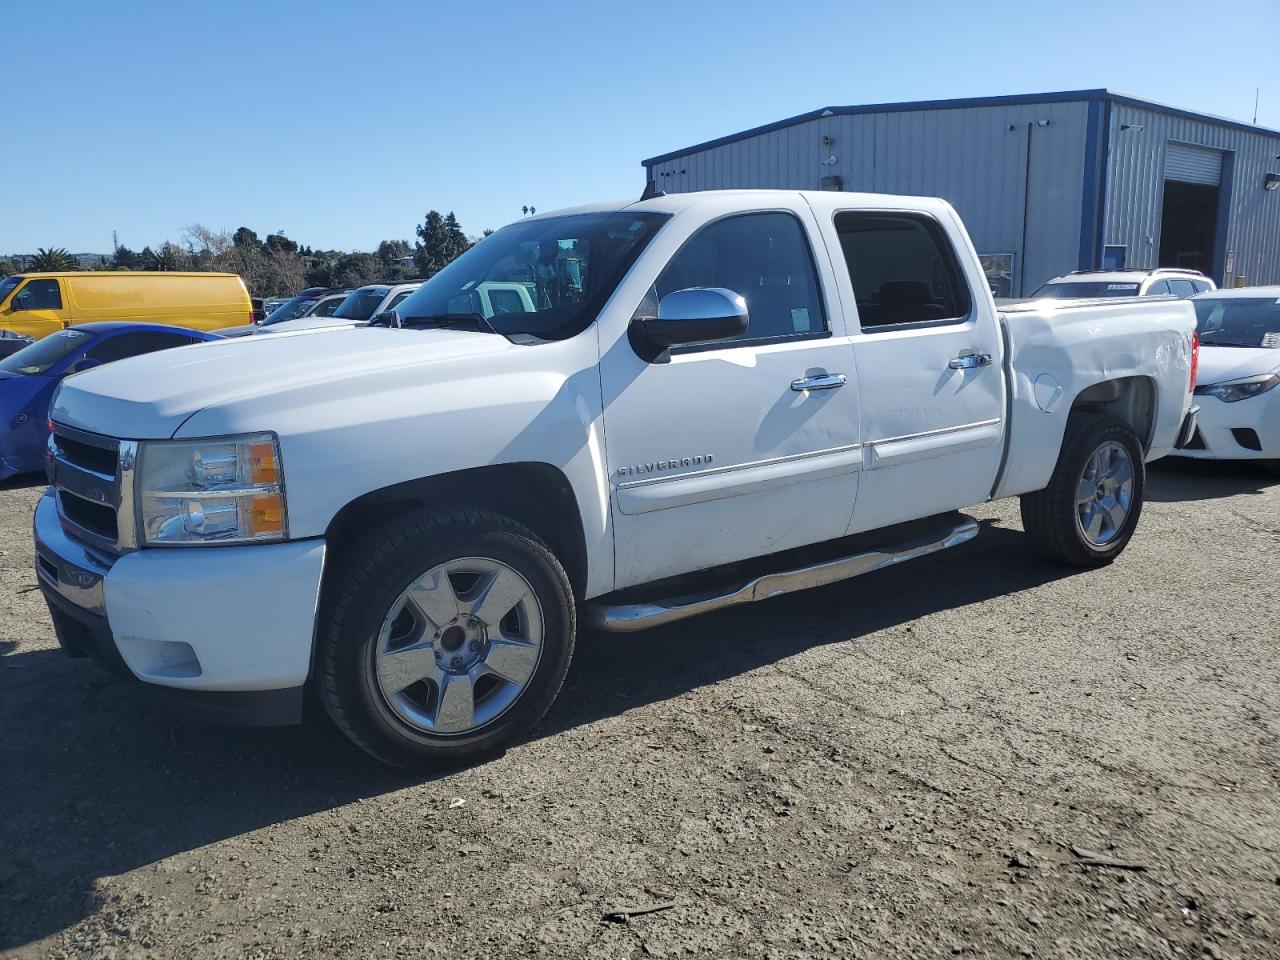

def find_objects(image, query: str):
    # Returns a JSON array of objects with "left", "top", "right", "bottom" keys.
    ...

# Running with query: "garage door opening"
[
  {"left": 1159, "top": 142, "right": 1227, "bottom": 279},
  {"left": 1159, "top": 179, "right": 1219, "bottom": 274}
]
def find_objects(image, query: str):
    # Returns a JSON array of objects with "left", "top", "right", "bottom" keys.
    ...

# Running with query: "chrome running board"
[{"left": 587, "top": 514, "right": 980, "bottom": 633}]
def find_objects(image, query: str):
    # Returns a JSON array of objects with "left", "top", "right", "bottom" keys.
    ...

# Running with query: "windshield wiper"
[{"left": 397, "top": 313, "right": 498, "bottom": 334}]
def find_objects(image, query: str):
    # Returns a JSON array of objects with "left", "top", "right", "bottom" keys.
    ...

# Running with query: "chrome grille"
[{"left": 48, "top": 425, "right": 137, "bottom": 553}]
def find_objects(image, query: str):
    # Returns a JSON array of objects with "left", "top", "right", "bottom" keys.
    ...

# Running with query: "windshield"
[
  {"left": 0, "top": 275, "right": 23, "bottom": 303},
  {"left": 261, "top": 296, "right": 318, "bottom": 326},
  {"left": 391, "top": 211, "right": 668, "bottom": 340},
  {"left": 333, "top": 289, "right": 389, "bottom": 321},
  {"left": 0, "top": 328, "right": 91, "bottom": 375},
  {"left": 1032, "top": 280, "right": 1141, "bottom": 299},
  {"left": 1194, "top": 297, "right": 1280, "bottom": 348},
  {"left": 309, "top": 296, "right": 343, "bottom": 317}
]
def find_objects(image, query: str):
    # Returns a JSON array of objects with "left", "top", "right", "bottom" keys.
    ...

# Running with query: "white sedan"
[{"left": 1174, "top": 287, "right": 1280, "bottom": 475}]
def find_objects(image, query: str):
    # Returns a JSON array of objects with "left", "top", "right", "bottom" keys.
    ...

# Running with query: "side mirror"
[
  {"left": 371, "top": 309, "right": 401, "bottom": 328},
  {"left": 635, "top": 288, "right": 748, "bottom": 353},
  {"left": 70, "top": 357, "right": 103, "bottom": 373}
]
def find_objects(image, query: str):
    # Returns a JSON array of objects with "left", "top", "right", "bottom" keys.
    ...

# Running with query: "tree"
[
  {"left": 265, "top": 233, "right": 298, "bottom": 255},
  {"left": 376, "top": 239, "right": 414, "bottom": 281},
  {"left": 330, "top": 252, "right": 384, "bottom": 289},
  {"left": 232, "top": 226, "right": 261, "bottom": 249},
  {"left": 31, "top": 247, "right": 77, "bottom": 271},
  {"left": 443, "top": 212, "right": 471, "bottom": 263},
  {"left": 155, "top": 241, "right": 188, "bottom": 271},
  {"left": 414, "top": 210, "right": 471, "bottom": 277},
  {"left": 414, "top": 211, "right": 449, "bottom": 277},
  {"left": 0, "top": 258, "right": 20, "bottom": 276}
]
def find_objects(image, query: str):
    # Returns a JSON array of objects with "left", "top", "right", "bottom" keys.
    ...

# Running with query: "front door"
[
  {"left": 3, "top": 278, "right": 66, "bottom": 338},
  {"left": 599, "top": 201, "right": 862, "bottom": 589},
  {"left": 820, "top": 207, "right": 1006, "bottom": 532}
]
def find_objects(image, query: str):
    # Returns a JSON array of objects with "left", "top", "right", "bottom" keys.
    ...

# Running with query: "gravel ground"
[{"left": 2, "top": 460, "right": 1278, "bottom": 960}]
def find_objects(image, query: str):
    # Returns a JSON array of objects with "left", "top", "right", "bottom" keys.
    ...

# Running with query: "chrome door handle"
[
  {"left": 948, "top": 353, "right": 992, "bottom": 370},
  {"left": 791, "top": 373, "right": 847, "bottom": 392}
]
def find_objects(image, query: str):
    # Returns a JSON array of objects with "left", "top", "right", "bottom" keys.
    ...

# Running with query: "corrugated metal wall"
[
  {"left": 646, "top": 101, "right": 1092, "bottom": 295},
  {"left": 1104, "top": 103, "right": 1280, "bottom": 285}
]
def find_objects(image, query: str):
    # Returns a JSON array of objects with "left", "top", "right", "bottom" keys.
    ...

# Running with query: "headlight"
[
  {"left": 1194, "top": 372, "right": 1280, "bottom": 403},
  {"left": 136, "top": 433, "right": 287, "bottom": 545}
]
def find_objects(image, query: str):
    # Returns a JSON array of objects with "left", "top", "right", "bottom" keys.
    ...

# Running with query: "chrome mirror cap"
[{"left": 657, "top": 287, "right": 747, "bottom": 324}]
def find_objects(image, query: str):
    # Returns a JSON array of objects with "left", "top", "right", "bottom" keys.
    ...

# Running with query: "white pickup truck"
[{"left": 35, "top": 190, "right": 1199, "bottom": 767}]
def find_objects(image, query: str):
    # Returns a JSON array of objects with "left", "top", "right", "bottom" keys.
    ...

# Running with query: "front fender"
[{"left": 176, "top": 334, "right": 614, "bottom": 597}]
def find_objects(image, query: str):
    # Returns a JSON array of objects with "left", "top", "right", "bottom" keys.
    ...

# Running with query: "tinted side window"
[
  {"left": 1191, "top": 279, "right": 1212, "bottom": 293},
  {"left": 653, "top": 212, "right": 826, "bottom": 343},
  {"left": 15, "top": 279, "right": 62, "bottom": 310},
  {"left": 1168, "top": 279, "right": 1196, "bottom": 298},
  {"left": 834, "top": 213, "right": 970, "bottom": 328},
  {"left": 86, "top": 332, "right": 192, "bottom": 364},
  {"left": 384, "top": 290, "right": 413, "bottom": 312},
  {"left": 1145, "top": 280, "right": 1171, "bottom": 296},
  {"left": 311, "top": 297, "right": 342, "bottom": 317}
]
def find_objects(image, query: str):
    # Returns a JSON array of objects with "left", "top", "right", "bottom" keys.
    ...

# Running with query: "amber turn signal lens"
[
  {"left": 249, "top": 442, "right": 279, "bottom": 485},
  {"left": 249, "top": 493, "right": 284, "bottom": 535}
]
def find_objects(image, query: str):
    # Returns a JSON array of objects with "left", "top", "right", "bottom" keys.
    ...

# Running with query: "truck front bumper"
[{"left": 33, "top": 490, "right": 326, "bottom": 725}]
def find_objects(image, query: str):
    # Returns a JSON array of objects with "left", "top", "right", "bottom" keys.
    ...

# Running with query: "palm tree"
[{"left": 31, "top": 247, "right": 76, "bottom": 271}]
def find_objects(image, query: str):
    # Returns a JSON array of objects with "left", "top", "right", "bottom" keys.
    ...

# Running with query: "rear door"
[{"left": 817, "top": 205, "right": 1006, "bottom": 532}]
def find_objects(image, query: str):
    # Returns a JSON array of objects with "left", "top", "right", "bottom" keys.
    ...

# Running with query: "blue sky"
[{"left": 6, "top": 0, "right": 1277, "bottom": 253}]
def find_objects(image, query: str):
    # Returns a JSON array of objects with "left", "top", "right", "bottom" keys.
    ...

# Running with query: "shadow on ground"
[
  {"left": 1146, "top": 457, "right": 1278, "bottom": 503},
  {"left": 0, "top": 519, "right": 1077, "bottom": 950},
  {"left": 0, "top": 472, "right": 45, "bottom": 492}
]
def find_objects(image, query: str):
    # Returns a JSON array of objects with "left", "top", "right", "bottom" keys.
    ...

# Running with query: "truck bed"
[{"left": 993, "top": 296, "right": 1197, "bottom": 500}]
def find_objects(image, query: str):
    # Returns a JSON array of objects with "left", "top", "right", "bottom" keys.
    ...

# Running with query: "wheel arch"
[
  {"left": 322, "top": 462, "right": 590, "bottom": 600},
  {"left": 1067, "top": 375, "right": 1157, "bottom": 452}
]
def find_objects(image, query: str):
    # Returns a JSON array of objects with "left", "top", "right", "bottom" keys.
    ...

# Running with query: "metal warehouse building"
[{"left": 642, "top": 90, "right": 1280, "bottom": 297}]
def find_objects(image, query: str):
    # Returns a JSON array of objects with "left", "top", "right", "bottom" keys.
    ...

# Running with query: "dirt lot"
[{"left": 2, "top": 461, "right": 1279, "bottom": 960}]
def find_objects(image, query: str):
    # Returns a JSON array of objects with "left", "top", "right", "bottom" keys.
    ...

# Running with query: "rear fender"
[{"left": 993, "top": 301, "right": 1193, "bottom": 499}]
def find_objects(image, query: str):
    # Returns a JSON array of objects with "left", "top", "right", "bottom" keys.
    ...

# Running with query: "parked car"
[
  {"left": 0, "top": 272, "right": 253, "bottom": 340},
  {"left": 1, "top": 322, "right": 219, "bottom": 481},
  {"left": 0, "top": 329, "right": 33, "bottom": 359},
  {"left": 305, "top": 292, "right": 348, "bottom": 319},
  {"left": 330, "top": 282, "right": 423, "bottom": 324},
  {"left": 35, "top": 190, "right": 1197, "bottom": 768},
  {"left": 262, "top": 290, "right": 351, "bottom": 325},
  {"left": 1172, "top": 287, "right": 1280, "bottom": 474},
  {"left": 1031, "top": 268, "right": 1214, "bottom": 300},
  {"left": 246, "top": 284, "right": 423, "bottom": 337},
  {"left": 216, "top": 291, "right": 353, "bottom": 338}
]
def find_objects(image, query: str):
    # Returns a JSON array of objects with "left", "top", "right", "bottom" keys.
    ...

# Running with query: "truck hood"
[
  {"left": 51, "top": 327, "right": 517, "bottom": 439},
  {"left": 1196, "top": 345, "right": 1280, "bottom": 386}
]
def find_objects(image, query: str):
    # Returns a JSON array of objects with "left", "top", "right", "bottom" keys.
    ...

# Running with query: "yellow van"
[{"left": 0, "top": 272, "right": 252, "bottom": 339}]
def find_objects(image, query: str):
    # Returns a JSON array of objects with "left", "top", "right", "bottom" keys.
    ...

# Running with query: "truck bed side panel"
[{"left": 993, "top": 298, "right": 1195, "bottom": 500}]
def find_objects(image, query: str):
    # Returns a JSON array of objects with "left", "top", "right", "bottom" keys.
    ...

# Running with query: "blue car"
[{"left": 1, "top": 322, "right": 219, "bottom": 481}]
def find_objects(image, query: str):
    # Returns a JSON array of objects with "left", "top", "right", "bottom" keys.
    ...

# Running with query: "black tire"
[
  {"left": 1019, "top": 413, "right": 1146, "bottom": 568},
  {"left": 316, "top": 507, "right": 575, "bottom": 768}
]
